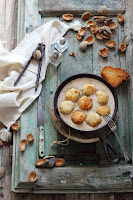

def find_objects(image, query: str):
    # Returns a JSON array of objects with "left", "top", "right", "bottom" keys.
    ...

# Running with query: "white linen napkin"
[{"left": 0, "top": 19, "right": 81, "bottom": 130}]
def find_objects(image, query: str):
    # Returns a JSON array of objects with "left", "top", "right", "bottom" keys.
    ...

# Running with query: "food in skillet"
[
  {"left": 82, "top": 83, "right": 96, "bottom": 95},
  {"left": 97, "top": 105, "right": 110, "bottom": 116},
  {"left": 85, "top": 112, "right": 102, "bottom": 127},
  {"left": 65, "top": 88, "right": 80, "bottom": 102},
  {"left": 96, "top": 90, "right": 109, "bottom": 104},
  {"left": 60, "top": 100, "right": 75, "bottom": 114},
  {"left": 71, "top": 111, "right": 85, "bottom": 124},
  {"left": 78, "top": 96, "right": 93, "bottom": 110}
]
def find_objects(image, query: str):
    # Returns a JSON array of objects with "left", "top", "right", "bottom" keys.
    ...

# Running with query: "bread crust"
[
  {"left": 71, "top": 111, "right": 85, "bottom": 124},
  {"left": 97, "top": 105, "right": 110, "bottom": 116},
  {"left": 78, "top": 96, "right": 93, "bottom": 110},
  {"left": 101, "top": 66, "right": 130, "bottom": 88}
]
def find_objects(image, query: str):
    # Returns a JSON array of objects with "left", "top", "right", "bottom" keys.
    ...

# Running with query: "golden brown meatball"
[
  {"left": 82, "top": 83, "right": 96, "bottom": 95},
  {"left": 96, "top": 90, "right": 109, "bottom": 104},
  {"left": 71, "top": 111, "right": 85, "bottom": 124},
  {"left": 85, "top": 112, "right": 102, "bottom": 127},
  {"left": 97, "top": 105, "right": 110, "bottom": 116},
  {"left": 65, "top": 88, "right": 80, "bottom": 102},
  {"left": 60, "top": 100, "right": 75, "bottom": 114},
  {"left": 78, "top": 96, "right": 93, "bottom": 110}
]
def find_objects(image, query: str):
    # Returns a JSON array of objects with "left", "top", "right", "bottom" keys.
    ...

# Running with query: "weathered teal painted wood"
[
  {"left": 12, "top": 0, "right": 133, "bottom": 194},
  {"left": 41, "top": 17, "right": 59, "bottom": 156},
  {"left": 39, "top": 0, "right": 125, "bottom": 16}
]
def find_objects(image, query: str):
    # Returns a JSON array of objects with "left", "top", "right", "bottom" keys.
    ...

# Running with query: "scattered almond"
[
  {"left": 28, "top": 171, "right": 37, "bottom": 182},
  {"left": 70, "top": 52, "right": 76, "bottom": 57},
  {"left": 0, "top": 140, "right": 3, "bottom": 147},
  {"left": 82, "top": 12, "right": 91, "bottom": 20},
  {"left": 55, "top": 158, "right": 65, "bottom": 167},
  {"left": 118, "top": 43, "right": 126, "bottom": 52},
  {"left": 62, "top": 13, "right": 73, "bottom": 21},
  {"left": 99, "top": 47, "right": 108, "bottom": 57},
  {"left": 117, "top": 14, "right": 124, "bottom": 24}
]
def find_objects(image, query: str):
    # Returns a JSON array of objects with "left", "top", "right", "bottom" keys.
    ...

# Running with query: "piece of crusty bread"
[{"left": 101, "top": 66, "right": 130, "bottom": 88}]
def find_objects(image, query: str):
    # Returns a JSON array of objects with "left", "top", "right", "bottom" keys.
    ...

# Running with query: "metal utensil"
[
  {"left": 104, "top": 115, "right": 132, "bottom": 164},
  {"left": 37, "top": 96, "right": 45, "bottom": 157}
]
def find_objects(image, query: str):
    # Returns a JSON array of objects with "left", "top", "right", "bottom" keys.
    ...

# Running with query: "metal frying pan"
[{"left": 54, "top": 74, "right": 120, "bottom": 164}]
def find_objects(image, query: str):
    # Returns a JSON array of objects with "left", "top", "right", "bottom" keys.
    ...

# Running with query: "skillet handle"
[{"left": 98, "top": 131, "right": 120, "bottom": 164}]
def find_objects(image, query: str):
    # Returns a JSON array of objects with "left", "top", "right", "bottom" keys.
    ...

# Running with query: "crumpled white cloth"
[{"left": 0, "top": 19, "right": 81, "bottom": 128}]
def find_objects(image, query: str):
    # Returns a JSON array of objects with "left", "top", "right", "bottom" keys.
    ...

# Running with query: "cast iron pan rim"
[{"left": 54, "top": 73, "right": 118, "bottom": 133}]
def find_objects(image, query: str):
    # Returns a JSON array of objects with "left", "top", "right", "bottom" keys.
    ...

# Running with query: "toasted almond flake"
[
  {"left": 82, "top": 12, "right": 91, "bottom": 20},
  {"left": 117, "top": 14, "right": 124, "bottom": 24},
  {"left": 118, "top": 43, "right": 126, "bottom": 52},
  {"left": 70, "top": 52, "right": 76, "bottom": 57},
  {"left": 76, "top": 33, "right": 82, "bottom": 40},
  {"left": 86, "top": 20, "right": 96, "bottom": 28},
  {"left": 62, "top": 13, "right": 73, "bottom": 21},
  {"left": 55, "top": 158, "right": 65, "bottom": 167},
  {"left": 96, "top": 33, "right": 103, "bottom": 40},
  {"left": 28, "top": 171, "right": 37, "bottom": 182},
  {"left": 106, "top": 40, "right": 116, "bottom": 48},
  {"left": 99, "top": 47, "right": 108, "bottom": 57},
  {"left": 78, "top": 27, "right": 87, "bottom": 36},
  {"left": 85, "top": 35, "right": 95, "bottom": 45}
]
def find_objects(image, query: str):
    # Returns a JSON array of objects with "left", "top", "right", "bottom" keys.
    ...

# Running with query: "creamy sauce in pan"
[{"left": 57, "top": 78, "right": 115, "bottom": 131}]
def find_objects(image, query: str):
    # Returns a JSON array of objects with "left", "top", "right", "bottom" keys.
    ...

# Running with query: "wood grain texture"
[
  {"left": 39, "top": 0, "right": 125, "bottom": 16},
  {"left": 0, "top": 0, "right": 133, "bottom": 199}
]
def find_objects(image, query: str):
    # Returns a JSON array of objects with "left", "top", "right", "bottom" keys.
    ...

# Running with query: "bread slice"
[{"left": 101, "top": 66, "right": 130, "bottom": 88}]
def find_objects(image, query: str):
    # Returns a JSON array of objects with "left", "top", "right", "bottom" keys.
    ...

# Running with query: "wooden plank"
[
  {"left": 39, "top": 0, "right": 125, "bottom": 16},
  {"left": 41, "top": 17, "right": 59, "bottom": 156}
]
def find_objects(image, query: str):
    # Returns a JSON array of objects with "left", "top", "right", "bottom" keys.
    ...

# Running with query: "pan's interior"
[{"left": 57, "top": 77, "right": 115, "bottom": 132}]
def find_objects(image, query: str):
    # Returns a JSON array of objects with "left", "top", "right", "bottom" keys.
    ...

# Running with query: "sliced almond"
[
  {"left": 106, "top": 22, "right": 117, "bottom": 30},
  {"left": 96, "top": 33, "right": 103, "bottom": 40},
  {"left": 90, "top": 25, "right": 99, "bottom": 35},
  {"left": 85, "top": 35, "right": 95, "bottom": 45},
  {"left": 76, "top": 33, "right": 82, "bottom": 40},
  {"left": 55, "top": 158, "right": 65, "bottom": 167},
  {"left": 118, "top": 43, "right": 126, "bottom": 52},
  {"left": 0, "top": 140, "right": 3, "bottom": 147},
  {"left": 94, "top": 16, "right": 108, "bottom": 22},
  {"left": 62, "top": 13, "right": 73, "bottom": 21},
  {"left": 27, "top": 133, "right": 34, "bottom": 142},
  {"left": 28, "top": 171, "right": 37, "bottom": 182},
  {"left": 78, "top": 27, "right": 87, "bottom": 36},
  {"left": 86, "top": 20, "right": 96, "bottom": 28},
  {"left": 70, "top": 52, "right": 76, "bottom": 56},
  {"left": 99, "top": 47, "right": 108, "bottom": 57},
  {"left": 11, "top": 121, "right": 19, "bottom": 131},
  {"left": 106, "top": 40, "right": 116, "bottom": 48},
  {"left": 19, "top": 139, "right": 28, "bottom": 151},
  {"left": 82, "top": 12, "right": 91, "bottom": 20},
  {"left": 117, "top": 14, "right": 124, "bottom": 24}
]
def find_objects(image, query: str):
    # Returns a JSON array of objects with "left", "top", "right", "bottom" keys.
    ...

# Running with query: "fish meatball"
[
  {"left": 96, "top": 90, "right": 109, "bottom": 104},
  {"left": 83, "top": 83, "right": 96, "bottom": 95},
  {"left": 97, "top": 105, "right": 110, "bottom": 116},
  {"left": 78, "top": 96, "right": 93, "bottom": 110},
  {"left": 71, "top": 111, "right": 85, "bottom": 124},
  {"left": 60, "top": 100, "right": 75, "bottom": 114},
  {"left": 65, "top": 88, "right": 80, "bottom": 102},
  {"left": 85, "top": 112, "right": 102, "bottom": 127}
]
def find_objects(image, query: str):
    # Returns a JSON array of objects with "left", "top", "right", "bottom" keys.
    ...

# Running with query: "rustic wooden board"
[
  {"left": 39, "top": 0, "right": 125, "bottom": 15},
  {"left": 12, "top": 0, "right": 133, "bottom": 194}
]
